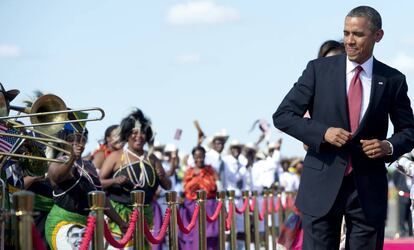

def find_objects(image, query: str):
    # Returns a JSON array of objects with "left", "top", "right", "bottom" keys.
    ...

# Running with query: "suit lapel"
[{"left": 337, "top": 55, "right": 350, "bottom": 130}]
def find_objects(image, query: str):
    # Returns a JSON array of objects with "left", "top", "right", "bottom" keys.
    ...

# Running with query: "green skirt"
[
  {"left": 45, "top": 204, "right": 87, "bottom": 250},
  {"left": 109, "top": 200, "right": 153, "bottom": 249}
]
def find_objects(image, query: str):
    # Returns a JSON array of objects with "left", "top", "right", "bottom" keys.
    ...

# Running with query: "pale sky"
[{"left": 1, "top": 0, "right": 414, "bottom": 158}]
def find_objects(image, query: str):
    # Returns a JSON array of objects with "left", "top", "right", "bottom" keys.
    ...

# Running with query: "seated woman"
[
  {"left": 45, "top": 127, "right": 127, "bottom": 250},
  {"left": 178, "top": 145, "right": 219, "bottom": 250},
  {"left": 100, "top": 109, "right": 171, "bottom": 249}
]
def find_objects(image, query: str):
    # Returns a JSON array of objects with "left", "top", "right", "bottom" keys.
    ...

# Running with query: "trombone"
[
  {"left": 0, "top": 119, "right": 72, "bottom": 163},
  {"left": 0, "top": 94, "right": 105, "bottom": 135},
  {"left": 0, "top": 93, "right": 105, "bottom": 163}
]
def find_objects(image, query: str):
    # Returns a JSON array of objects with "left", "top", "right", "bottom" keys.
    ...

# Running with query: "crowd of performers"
[
  {"left": 0, "top": 84, "right": 306, "bottom": 249},
  {"left": 2, "top": 41, "right": 414, "bottom": 250},
  {"left": 1, "top": 84, "right": 414, "bottom": 250}
]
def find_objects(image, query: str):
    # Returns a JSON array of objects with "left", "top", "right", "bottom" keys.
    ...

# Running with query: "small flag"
[
  {"left": 0, "top": 123, "right": 20, "bottom": 153},
  {"left": 66, "top": 110, "right": 88, "bottom": 132},
  {"left": 259, "top": 119, "right": 270, "bottom": 133},
  {"left": 174, "top": 129, "right": 182, "bottom": 140}
]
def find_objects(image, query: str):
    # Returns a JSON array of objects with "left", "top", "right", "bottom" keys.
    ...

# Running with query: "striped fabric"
[{"left": 0, "top": 122, "right": 20, "bottom": 152}]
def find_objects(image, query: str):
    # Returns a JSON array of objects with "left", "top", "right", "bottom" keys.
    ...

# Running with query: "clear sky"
[{"left": 1, "top": 1, "right": 414, "bottom": 158}]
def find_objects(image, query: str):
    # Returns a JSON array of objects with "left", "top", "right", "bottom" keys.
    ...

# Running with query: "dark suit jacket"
[{"left": 272, "top": 54, "right": 414, "bottom": 225}]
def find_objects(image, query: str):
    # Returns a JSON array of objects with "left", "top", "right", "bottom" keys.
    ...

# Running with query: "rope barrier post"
[
  {"left": 217, "top": 191, "right": 226, "bottom": 250},
  {"left": 263, "top": 189, "right": 269, "bottom": 250},
  {"left": 269, "top": 189, "right": 277, "bottom": 250},
  {"left": 227, "top": 190, "right": 237, "bottom": 250},
  {"left": 251, "top": 191, "right": 260, "bottom": 250},
  {"left": 166, "top": 191, "right": 178, "bottom": 250},
  {"left": 242, "top": 190, "right": 251, "bottom": 250},
  {"left": 277, "top": 191, "right": 283, "bottom": 237},
  {"left": 0, "top": 179, "right": 5, "bottom": 250},
  {"left": 88, "top": 191, "right": 105, "bottom": 250},
  {"left": 197, "top": 190, "right": 207, "bottom": 250},
  {"left": 131, "top": 190, "right": 145, "bottom": 250},
  {"left": 12, "top": 191, "right": 34, "bottom": 250}
]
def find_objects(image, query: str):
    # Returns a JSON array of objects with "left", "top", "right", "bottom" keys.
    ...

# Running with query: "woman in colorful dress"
[
  {"left": 45, "top": 128, "right": 127, "bottom": 250},
  {"left": 178, "top": 145, "right": 219, "bottom": 250},
  {"left": 100, "top": 109, "right": 172, "bottom": 249},
  {"left": 91, "top": 124, "right": 123, "bottom": 170}
]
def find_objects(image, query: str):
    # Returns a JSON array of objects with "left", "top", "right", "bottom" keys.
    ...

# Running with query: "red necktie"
[{"left": 345, "top": 65, "right": 363, "bottom": 175}]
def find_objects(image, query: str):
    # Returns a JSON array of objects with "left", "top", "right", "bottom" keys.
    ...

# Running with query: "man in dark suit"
[{"left": 273, "top": 6, "right": 414, "bottom": 250}]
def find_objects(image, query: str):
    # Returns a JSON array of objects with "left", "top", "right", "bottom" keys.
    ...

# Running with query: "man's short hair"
[{"left": 347, "top": 6, "right": 382, "bottom": 32}]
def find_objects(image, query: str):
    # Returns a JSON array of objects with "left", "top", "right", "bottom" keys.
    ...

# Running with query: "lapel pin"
[{"left": 378, "top": 81, "right": 384, "bottom": 85}]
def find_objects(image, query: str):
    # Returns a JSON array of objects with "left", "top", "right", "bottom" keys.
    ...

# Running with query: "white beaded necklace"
[{"left": 124, "top": 147, "right": 155, "bottom": 188}]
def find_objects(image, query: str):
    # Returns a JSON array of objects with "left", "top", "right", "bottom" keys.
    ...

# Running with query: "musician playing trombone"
[{"left": 45, "top": 124, "right": 127, "bottom": 250}]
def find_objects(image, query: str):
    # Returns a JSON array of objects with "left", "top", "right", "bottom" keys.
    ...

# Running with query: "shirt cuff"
[{"left": 385, "top": 140, "right": 393, "bottom": 155}]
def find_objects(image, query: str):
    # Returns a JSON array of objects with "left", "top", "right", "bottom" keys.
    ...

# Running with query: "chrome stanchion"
[
  {"left": 269, "top": 190, "right": 277, "bottom": 250},
  {"left": 228, "top": 190, "right": 237, "bottom": 250},
  {"left": 217, "top": 191, "right": 226, "bottom": 250},
  {"left": 13, "top": 191, "right": 34, "bottom": 250},
  {"left": 131, "top": 190, "right": 145, "bottom": 250},
  {"left": 197, "top": 190, "right": 207, "bottom": 250},
  {"left": 263, "top": 189, "right": 269, "bottom": 250},
  {"left": 0, "top": 179, "right": 5, "bottom": 250},
  {"left": 252, "top": 191, "right": 260, "bottom": 250},
  {"left": 88, "top": 191, "right": 105, "bottom": 250},
  {"left": 166, "top": 191, "right": 178, "bottom": 250},
  {"left": 242, "top": 190, "right": 251, "bottom": 250}
]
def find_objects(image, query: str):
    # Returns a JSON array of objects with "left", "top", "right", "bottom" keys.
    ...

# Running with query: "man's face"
[
  {"left": 67, "top": 133, "right": 87, "bottom": 158},
  {"left": 212, "top": 138, "right": 225, "bottom": 153},
  {"left": 343, "top": 16, "right": 383, "bottom": 64},
  {"left": 67, "top": 226, "right": 84, "bottom": 249},
  {"left": 230, "top": 146, "right": 242, "bottom": 158}
]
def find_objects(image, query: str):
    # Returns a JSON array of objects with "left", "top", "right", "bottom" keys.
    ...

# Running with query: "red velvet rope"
[
  {"left": 268, "top": 196, "right": 274, "bottom": 214},
  {"left": 177, "top": 205, "right": 200, "bottom": 234},
  {"left": 32, "top": 224, "right": 47, "bottom": 250},
  {"left": 258, "top": 198, "right": 267, "bottom": 221},
  {"left": 206, "top": 201, "right": 222, "bottom": 222},
  {"left": 274, "top": 195, "right": 281, "bottom": 212},
  {"left": 235, "top": 197, "right": 249, "bottom": 214},
  {"left": 249, "top": 197, "right": 256, "bottom": 212},
  {"left": 144, "top": 207, "right": 171, "bottom": 244},
  {"left": 225, "top": 202, "right": 234, "bottom": 230},
  {"left": 103, "top": 209, "right": 138, "bottom": 248},
  {"left": 79, "top": 214, "right": 96, "bottom": 250}
]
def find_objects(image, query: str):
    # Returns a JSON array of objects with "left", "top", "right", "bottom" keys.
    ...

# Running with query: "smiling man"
[{"left": 273, "top": 6, "right": 414, "bottom": 250}]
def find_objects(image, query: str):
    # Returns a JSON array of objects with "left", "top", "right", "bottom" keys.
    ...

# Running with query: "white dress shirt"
[
  {"left": 346, "top": 56, "right": 373, "bottom": 123},
  {"left": 222, "top": 154, "right": 247, "bottom": 197},
  {"left": 346, "top": 56, "right": 394, "bottom": 154}
]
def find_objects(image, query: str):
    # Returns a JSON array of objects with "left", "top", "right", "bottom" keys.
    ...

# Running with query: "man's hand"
[
  {"left": 324, "top": 127, "right": 352, "bottom": 147},
  {"left": 360, "top": 139, "right": 391, "bottom": 159}
]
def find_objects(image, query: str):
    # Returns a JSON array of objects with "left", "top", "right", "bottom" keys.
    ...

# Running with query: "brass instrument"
[
  {"left": 0, "top": 120, "right": 71, "bottom": 164},
  {"left": 0, "top": 93, "right": 105, "bottom": 165},
  {"left": 0, "top": 94, "right": 105, "bottom": 135}
]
